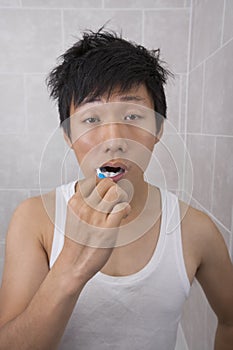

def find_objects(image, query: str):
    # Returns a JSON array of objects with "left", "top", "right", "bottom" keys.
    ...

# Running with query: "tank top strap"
[
  {"left": 49, "top": 181, "right": 76, "bottom": 268},
  {"left": 164, "top": 190, "right": 191, "bottom": 296}
]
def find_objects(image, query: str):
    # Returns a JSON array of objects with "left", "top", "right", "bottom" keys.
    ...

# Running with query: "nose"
[{"left": 101, "top": 123, "right": 128, "bottom": 154}]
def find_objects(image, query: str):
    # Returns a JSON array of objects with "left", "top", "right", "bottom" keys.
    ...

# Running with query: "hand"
[{"left": 63, "top": 176, "right": 131, "bottom": 283}]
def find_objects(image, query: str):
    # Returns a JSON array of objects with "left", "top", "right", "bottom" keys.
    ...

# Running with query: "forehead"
[{"left": 70, "top": 84, "right": 154, "bottom": 115}]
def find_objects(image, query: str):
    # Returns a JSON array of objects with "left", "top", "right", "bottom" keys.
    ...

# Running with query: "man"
[{"left": 0, "top": 28, "right": 232, "bottom": 349}]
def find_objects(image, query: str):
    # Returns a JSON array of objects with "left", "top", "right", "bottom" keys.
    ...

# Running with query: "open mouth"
[{"left": 96, "top": 165, "right": 126, "bottom": 179}]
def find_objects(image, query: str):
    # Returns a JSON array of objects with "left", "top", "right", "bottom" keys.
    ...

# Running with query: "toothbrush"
[{"left": 96, "top": 168, "right": 107, "bottom": 179}]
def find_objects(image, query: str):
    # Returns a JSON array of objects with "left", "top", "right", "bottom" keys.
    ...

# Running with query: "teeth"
[
  {"left": 104, "top": 171, "right": 122, "bottom": 177},
  {"left": 96, "top": 167, "right": 124, "bottom": 178}
]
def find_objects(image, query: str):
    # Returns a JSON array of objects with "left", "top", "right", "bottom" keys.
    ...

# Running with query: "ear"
[{"left": 63, "top": 130, "right": 73, "bottom": 148}]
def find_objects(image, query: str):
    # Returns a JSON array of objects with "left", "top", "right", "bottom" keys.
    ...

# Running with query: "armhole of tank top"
[
  {"left": 49, "top": 186, "right": 65, "bottom": 269},
  {"left": 173, "top": 195, "right": 191, "bottom": 297}
]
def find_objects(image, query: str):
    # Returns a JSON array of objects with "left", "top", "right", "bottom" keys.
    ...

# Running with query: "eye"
[
  {"left": 83, "top": 116, "right": 100, "bottom": 124},
  {"left": 124, "top": 114, "right": 142, "bottom": 121}
]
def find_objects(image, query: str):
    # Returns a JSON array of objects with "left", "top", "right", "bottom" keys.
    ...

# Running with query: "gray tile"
[
  {"left": 184, "top": 0, "right": 191, "bottom": 7},
  {"left": 185, "top": 134, "right": 215, "bottom": 212},
  {"left": 0, "top": 9, "right": 62, "bottom": 73},
  {"left": 63, "top": 9, "right": 142, "bottom": 48},
  {"left": 190, "top": 0, "right": 224, "bottom": 69},
  {"left": 26, "top": 74, "right": 58, "bottom": 133},
  {"left": 164, "top": 74, "right": 180, "bottom": 132},
  {"left": 180, "top": 74, "right": 187, "bottom": 133},
  {"left": 0, "top": 74, "right": 26, "bottom": 133},
  {"left": 22, "top": 0, "right": 101, "bottom": 7},
  {"left": 0, "top": 190, "right": 29, "bottom": 242},
  {"left": 187, "top": 63, "right": 204, "bottom": 133},
  {"left": 0, "top": 131, "right": 67, "bottom": 189},
  {"left": 203, "top": 40, "right": 233, "bottom": 136},
  {"left": 62, "top": 146, "right": 83, "bottom": 184},
  {"left": 104, "top": 0, "right": 185, "bottom": 8},
  {"left": 223, "top": 0, "right": 233, "bottom": 44},
  {"left": 212, "top": 137, "right": 233, "bottom": 230},
  {"left": 144, "top": 9, "right": 190, "bottom": 74},
  {"left": 146, "top": 131, "right": 186, "bottom": 193},
  {"left": 0, "top": 0, "right": 20, "bottom": 6},
  {"left": 29, "top": 188, "right": 54, "bottom": 197}
]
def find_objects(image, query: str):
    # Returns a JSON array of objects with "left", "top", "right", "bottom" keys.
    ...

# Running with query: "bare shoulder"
[
  {"left": 178, "top": 198, "right": 228, "bottom": 263},
  {"left": 0, "top": 190, "right": 56, "bottom": 326},
  {"left": 178, "top": 199, "right": 233, "bottom": 325},
  {"left": 180, "top": 201, "right": 233, "bottom": 325},
  {"left": 7, "top": 190, "right": 56, "bottom": 254}
]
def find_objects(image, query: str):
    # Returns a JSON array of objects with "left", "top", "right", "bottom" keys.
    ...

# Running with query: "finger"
[
  {"left": 92, "top": 182, "right": 129, "bottom": 214},
  {"left": 86, "top": 178, "right": 115, "bottom": 207},
  {"left": 107, "top": 202, "right": 131, "bottom": 226},
  {"left": 76, "top": 176, "right": 97, "bottom": 199}
]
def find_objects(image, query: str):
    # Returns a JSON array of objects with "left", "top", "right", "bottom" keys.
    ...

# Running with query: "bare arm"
[
  {"left": 195, "top": 214, "right": 233, "bottom": 350},
  {"left": 0, "top": 178, "right": 130, "bottom": 349},
  {"left": 0, "top": 197, "right": 86, "bottom": 350}
]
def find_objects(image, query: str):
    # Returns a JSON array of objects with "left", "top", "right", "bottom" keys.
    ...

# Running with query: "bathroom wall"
[
  {"left": 0, "top": 0, "right": 191, "bottom": 278},
  {"left": 0, "top": 1, "right": 232, "bottom": 349},
  {"left": 181, "top": 0, "right": 233, "bottom": 349}
]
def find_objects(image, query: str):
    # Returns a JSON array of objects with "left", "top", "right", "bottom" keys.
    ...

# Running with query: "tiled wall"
[
  {"left": 0, "top": 0, "right": 191, "bottom": 273},
  {"left": 181, "top": 1, "right": 233, "bottom": 349},
  {"left": 0, "top": 1, "right": 232, "bottom": 349}
]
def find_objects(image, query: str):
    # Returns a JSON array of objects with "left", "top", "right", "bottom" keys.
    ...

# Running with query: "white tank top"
[{"left": 50, "top": 181, "right": 191, "bottom": 350}]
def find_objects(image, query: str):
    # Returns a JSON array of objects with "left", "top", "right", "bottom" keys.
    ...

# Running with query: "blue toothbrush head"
[
  {"left": 98, "top": 172, "right": 106, "bottom": 179},
  {"left": 96, "top": 168, "right": 107, "bottom": 179}
]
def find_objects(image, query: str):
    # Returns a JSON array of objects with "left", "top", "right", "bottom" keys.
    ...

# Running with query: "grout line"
[
  {"left": 23, "top": 73, "right": 28, "bottom": 133},
  {"left": 185, "top": 191, "right": 231, "bottom": 234},
  {"left": 0, "top": 188, "right": 53, "bottom": 191},
  {"left": 190, "top": 36, "right": 233, "bottom": 73},
  {"left": 178, "top": 74, "right": 183, "bottom": 133},
  {"left": 200, "top": 61, "right": 205, "bottom": 133},
  {"left": 0, "top": 7, "right": 65, "bottom": 11},
  {"left": 182, "top": 0, "right": 193, "bottom": 196},
  {"left": 209, "top": 136, "right": 217, "bottom": 213},
  {"left": 0, "top": 6, "right": 192, "bottom": 11},
  {"left": 189, "top": 58, "right": 204, "bottom": 75},
  {"left": 220, "top": 0, "right": 226, "bottom": 46},
  {"left": 179, "top": 132, "right": 233, "bottom": 138},
  {"left": 0, "top": 6, "right": 104, "bottom": 10}
]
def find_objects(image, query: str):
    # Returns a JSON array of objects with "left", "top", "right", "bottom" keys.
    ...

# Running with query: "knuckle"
[
  {"left": 78, "top": 203, "right": 88, "bottom": 218},
  {"left": 68, "top": 196, "right": 77, "bottom": 209}
]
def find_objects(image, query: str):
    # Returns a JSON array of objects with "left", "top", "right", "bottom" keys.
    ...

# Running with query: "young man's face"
[{"left": 66, "top": 84, "right": 162, "bottom": 186}]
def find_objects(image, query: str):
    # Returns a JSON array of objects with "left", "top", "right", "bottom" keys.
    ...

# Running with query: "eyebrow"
[
  {"left": 118, "top": 95, "right": 146, "bottom": 102},
  {"left": 82, "top": 95, "right": 146, "bottom": 105}
]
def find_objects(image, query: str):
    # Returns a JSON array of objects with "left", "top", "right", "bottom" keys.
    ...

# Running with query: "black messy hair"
[{"left": 46, "top": 26, "right": 173, "bottom": 138}]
